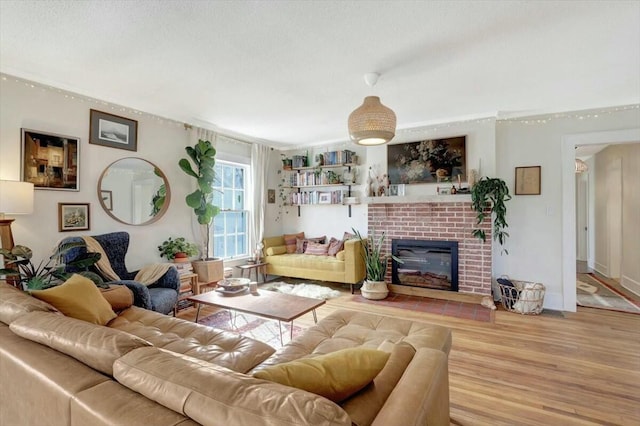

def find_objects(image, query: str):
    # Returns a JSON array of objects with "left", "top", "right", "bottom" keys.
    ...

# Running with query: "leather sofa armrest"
[
  {"left": 343, "top": 239, "right": 366, "bottom": 284},
  {"left": 371, "top": 348, "right": 449, "bottom": 426}
]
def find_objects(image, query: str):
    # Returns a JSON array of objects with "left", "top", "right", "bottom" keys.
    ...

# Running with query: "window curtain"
[
  {"left": 188, "top": 128, "right": 217, "bottom": 259},
  {"left": 249, "top": 143, "right": 271, "bottom": 256}
]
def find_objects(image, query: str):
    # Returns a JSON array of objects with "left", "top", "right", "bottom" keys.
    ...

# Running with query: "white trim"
[
  {"left": 561, "top": 128, "right": 640, "bottom": 312},
  {"left": 621, "top": 275, "right": 640, "bottom": 298}
]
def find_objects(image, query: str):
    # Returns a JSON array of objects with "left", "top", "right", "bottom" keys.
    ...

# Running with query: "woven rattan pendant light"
[{"left": 348, "top": 73, "right": 396, "bottom": 146}]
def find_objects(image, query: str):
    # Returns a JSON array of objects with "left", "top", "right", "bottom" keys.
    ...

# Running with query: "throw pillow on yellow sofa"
[
  {"left": 253, "top": 347, "right": 390, "bottom": 402},
  {"left": 266, "top": 246, "right": 287, "bottom": 256},
  {"left": 30, "top": 274, "right": 117, "bottom": 325},
  {"left": 283, "top": 232, "right": 305, "bottom": 253}
]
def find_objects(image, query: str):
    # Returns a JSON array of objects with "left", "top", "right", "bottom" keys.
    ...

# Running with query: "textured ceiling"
[{"left": 1, "top": 1, "right": 639, "bottom": 147}]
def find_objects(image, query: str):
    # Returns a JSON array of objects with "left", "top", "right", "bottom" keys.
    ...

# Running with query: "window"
[{"left": 212, "top": 160, "right": 249, "bottom": 259}]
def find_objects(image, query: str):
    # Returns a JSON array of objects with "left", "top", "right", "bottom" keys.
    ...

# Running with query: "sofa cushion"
[
  {"left": 9, "top": 311, "right": 150, "bottom": 376},
  {"left": 109, "top": 306, "right": 275, "bottom": 373},
  {"left": 296, "top": 235, "right": 326, "bottom": 254},
  {"left": 114, "top": 346, "right": 352, "bottom": 426},
  {"left": 341, "top": 342, "right": 416, "bottom": 426},
  {"left": 304, "top": 241, "right": 330, "bottom": 256},
  {"left": 0, "top": 281, "right": 59, "bottom": 325},
  {"left": 327, "top": 237, "right": 345, "bottom": 256},
  {"left": 253, "top": 347, "right": 390, "bottom": 403},
  {"left": 30, "top": 274, "right": 117, "bottom": 325},
  {"left": 100, "top": 284, "right": 134, "bottom": 312},
  {"left": 266, "top": 245, "right": 287, "bottom": 256},
  {"left": 284, "top": 232, "right": 305, "bottom": 253},
  {"left": 266, "top": 253, "right": 345, "bottom": 273},
  {"left": 259, "top": 310, "right": 452, "bottom": 368}
]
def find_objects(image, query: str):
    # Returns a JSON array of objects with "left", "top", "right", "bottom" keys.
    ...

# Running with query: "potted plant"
[
  {"left": 470, "top": 177, "right": 512, "bottom": 254},
  {"left": 179, "top": 139, "right": 224, "bottom": 282},
  {"left": 157, "top": 237, "right": 199, "bottom": 262},
  {"left": 352, "top": 228, "right": 402, "bottom": 300},
  {"left": 0, "top": 242, "right": 101, "bottom": 290}
]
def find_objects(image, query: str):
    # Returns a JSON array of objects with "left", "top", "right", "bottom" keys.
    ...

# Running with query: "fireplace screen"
[{"left": 392, "top": 240, "right": 458, "bottom": 291}]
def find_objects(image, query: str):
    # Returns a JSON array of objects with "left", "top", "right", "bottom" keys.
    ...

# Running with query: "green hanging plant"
[{"left": 470, "top": 177, "right": 512, "bottom": 254}]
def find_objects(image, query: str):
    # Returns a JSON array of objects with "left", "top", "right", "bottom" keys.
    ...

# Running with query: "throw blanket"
[{"left": 82, "top": 236, "right": 174, "bottom": 286}]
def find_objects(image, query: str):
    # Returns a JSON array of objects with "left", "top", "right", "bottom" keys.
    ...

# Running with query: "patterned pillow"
[
  {"left": 343, "top": 231, "right": 356, "bottom": 241},
  {"left": 296, "top": 236, "right": 326, "bottom": 254},
  {"left": 304, "top": 242, "right": 329, "bottom": 256},
  {"left": 284, "top": 232, "right": 305, "bottom": 254},
  {"left": 327, "top": 237, "right": 344, "bottom": 256}
]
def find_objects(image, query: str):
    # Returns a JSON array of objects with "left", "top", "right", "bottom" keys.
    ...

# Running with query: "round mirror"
[{"left": 97, "top": 158, "right": 171, "bottom": 225}]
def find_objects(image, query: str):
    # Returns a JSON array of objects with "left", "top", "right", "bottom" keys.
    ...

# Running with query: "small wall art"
[
  {"left": 58, "top": 203, "right": 90, "bottom": 232},
  {"left": 515, "top": 166, "right": 541, "bottom": 195},
  {"left": 21, "top": 128, "right": 80, "bottom": 191},
  {"left": 267, "top": 189, "right": 276, "bottom": 204},
  {"left": 89, "top": 109, "right": 138, "bottom": 151}
]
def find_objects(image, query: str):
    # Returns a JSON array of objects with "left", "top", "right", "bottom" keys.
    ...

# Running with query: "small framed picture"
[
  {"left": 100, "top": 190, "right": 113, "bottom": 211},
  {"left": 58, "top": 203, "right": 90, "bottom": 232},
  {"left": 515, "top": 166, "right": 541, "bottom": 195},
  {"left": 389, "top": 184, "right": 405, "bottom": 196},
  {"left": 21, "top": 128, "right": 80, "bottom": 191},
  {"left": 89, "top": 109, "right": 138, "bottom": 151},
  {"left": 267, "top": 189, "right": 276, "bottom": 204},
  {"left": 318, "top": 192, "right": 332, "bottom": 204}
]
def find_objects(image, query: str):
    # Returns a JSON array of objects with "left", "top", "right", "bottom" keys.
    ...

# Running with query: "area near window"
[{"left": 212, "top": 160, "right": 249, "bottom": 259}]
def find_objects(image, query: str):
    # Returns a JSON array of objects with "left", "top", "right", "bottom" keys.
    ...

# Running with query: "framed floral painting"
[{"left": 387, "top": 136, "right": 466, "bottom": 184}]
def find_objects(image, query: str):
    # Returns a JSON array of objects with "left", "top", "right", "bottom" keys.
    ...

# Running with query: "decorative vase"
[{"left": 361, "top": 280, "right": 389, "bottom": 300}]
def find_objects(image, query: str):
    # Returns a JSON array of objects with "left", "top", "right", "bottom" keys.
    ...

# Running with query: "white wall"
[
  {"left": 496, "top": 108, "right": 640, "bottom": 310},
  {"left": 0, "top": 76, "right": 250, "bottom": 271}
]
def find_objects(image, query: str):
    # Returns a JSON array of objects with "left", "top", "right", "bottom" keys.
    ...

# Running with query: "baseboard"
[
  {"left": 388, "top": 284, "right": 484, "bottom": 304},
  {"left": 621, "top": 275, "right": 640, "bottom": 297},
  {"left": 594, "top": 262, "right": 608, "bottom": 277}
]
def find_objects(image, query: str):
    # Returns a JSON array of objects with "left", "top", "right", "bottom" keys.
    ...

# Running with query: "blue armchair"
[{"left": 60, "top": 232, "right": 180, "bottom": 315}]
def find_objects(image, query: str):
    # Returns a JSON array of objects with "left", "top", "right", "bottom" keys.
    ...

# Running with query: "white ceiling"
[{"left": 1, "top": 1, "right": 639, "bottom": 148}]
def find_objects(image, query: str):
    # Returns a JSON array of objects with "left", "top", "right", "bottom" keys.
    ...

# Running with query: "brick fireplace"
[{"left": 367, "top": 201, "right": 492, "bottom": 296}]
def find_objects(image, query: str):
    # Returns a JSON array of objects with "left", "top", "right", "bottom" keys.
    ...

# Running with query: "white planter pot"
[{"left": 361, "top": 280, "right": 389, "bottom": 300}]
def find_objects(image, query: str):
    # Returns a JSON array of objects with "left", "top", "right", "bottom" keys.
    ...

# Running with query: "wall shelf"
[{"left": 364, "top": 194, "right": 472, "bottom": 204}]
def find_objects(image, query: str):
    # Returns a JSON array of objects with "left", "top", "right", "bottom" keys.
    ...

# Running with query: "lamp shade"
[
  {"left": 348, "top": 96, "right": 396, "bottom": 146},
  {"left": 0, "top": 180, "right": 34, "bottom": 215},
  {"left": 575, "top": 159, "right": 588, "bottom": 174}
]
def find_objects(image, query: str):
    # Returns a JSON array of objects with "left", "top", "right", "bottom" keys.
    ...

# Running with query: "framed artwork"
[
  {"left": 21, "top": 128, "right": 80, "bottom": 191},
  {"left": 515, "top": 166, "right": 541, "bottom": 195},
  {"left": 387, "top": 135, "right": 466, "bottom": 184},
  {"left": 388, "top": 184, "right": 405, "bottom": 196},
  {"left": 58, "top": 203, "right": 90, "bottom": 232},
  {"left": 89, "top": 109, "right": 138, "bottom": 151},
  {"left": 100, "top": 190, "right": 113, "bottom": 211},
  {"left": 318, "top": 192, "right": 332, "bottom": 204},
  {"left": 267, "top": 189, "right": 276, "bottom": 204}
]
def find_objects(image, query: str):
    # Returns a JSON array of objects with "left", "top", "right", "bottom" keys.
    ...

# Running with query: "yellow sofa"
[{"left": 262, "top": 235, "right": 365, "bottom": 288}]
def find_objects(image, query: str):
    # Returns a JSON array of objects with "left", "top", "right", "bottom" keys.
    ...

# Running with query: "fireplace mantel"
[{"left": 364, "top": 194, "right": 471, "bottom": 204}]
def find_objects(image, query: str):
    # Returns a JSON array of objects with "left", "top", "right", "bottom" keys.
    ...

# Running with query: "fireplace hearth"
[{"left": 392, "top": 239, "right": 459, "bottom": 292}]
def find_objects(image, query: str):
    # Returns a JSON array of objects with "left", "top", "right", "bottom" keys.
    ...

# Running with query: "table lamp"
[{"left": 0, "top": 180, "right": 34, "bottom": 251}]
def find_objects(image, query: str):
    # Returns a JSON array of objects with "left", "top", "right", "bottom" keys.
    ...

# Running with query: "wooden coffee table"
[{"left": 187, "top": 289, "right": 325, "bottom": 345}]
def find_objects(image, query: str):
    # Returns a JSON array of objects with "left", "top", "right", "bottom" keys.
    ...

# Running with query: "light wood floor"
[{"left": 178, "top": 286, "right": 640, "bottom": 426}]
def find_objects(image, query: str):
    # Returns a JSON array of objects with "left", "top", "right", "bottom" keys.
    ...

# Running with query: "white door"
[
  {"left": 576, "top": 173, "right": 589, "bottom": 261},
  {"left": 607, "top": 158, "right": 622, "bottom": 279}
]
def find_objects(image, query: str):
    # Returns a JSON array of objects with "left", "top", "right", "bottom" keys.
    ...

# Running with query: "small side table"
[{"left": 236, "top": 262, "right": 267, "bottom": 283}]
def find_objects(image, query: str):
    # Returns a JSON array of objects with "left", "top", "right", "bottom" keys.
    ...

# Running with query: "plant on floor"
[
  {"left": 179, "top": 139, "right": 220, "bottom": 260},
  {"left": 470, "top": 177, "right": 512, "bottom": 253},
  {"left": 157, "top": 237, "right": 199, "bottom": 260},
  {"left": 0, "top": 242, "right": 101, "bottom": 290},
  {"left": 352, "top": 228, "right": 402, "bottom": 281}
]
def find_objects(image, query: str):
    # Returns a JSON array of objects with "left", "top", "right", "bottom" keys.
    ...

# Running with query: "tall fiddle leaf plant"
[
  {"left": 470, "top": 177, "right": 512, "bottom": 254},
  {"left": 179, "top": 139, "right": 220, "bottom": 260}
]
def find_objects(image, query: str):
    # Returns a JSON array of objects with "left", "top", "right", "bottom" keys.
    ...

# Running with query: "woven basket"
[{"left": 498, "top": 280, "right": 545, "bottom": 315}]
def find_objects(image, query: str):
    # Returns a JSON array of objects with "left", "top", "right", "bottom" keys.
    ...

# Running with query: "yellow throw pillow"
[
  {"left": 266, "top": 246, "right": 287, "bottom": 256},
  {"left": 253, "top": 348, "right": 390, "bottom": 402},
  {"left": 30, "top": 274, "right": 117, "bottom": 325},
  {"left": 100, "top": 284, "right": 134, "bottom": 312}
]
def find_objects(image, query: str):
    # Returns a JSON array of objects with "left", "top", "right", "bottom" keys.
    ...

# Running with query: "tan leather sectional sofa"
[{"left": 0, "top": 282, "right": 451, "bottom": 426}]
